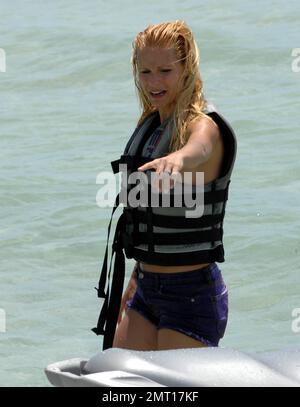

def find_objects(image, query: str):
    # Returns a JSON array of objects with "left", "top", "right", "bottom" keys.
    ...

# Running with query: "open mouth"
[{"left": 150, "top": 90, "right": 167, "bottom": 97}]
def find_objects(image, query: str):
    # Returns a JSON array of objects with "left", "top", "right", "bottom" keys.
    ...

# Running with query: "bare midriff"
[{"left": 139, "top": 262, "right": 211, "bottom": 273}]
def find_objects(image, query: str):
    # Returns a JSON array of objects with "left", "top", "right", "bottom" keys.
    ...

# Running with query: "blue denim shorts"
[{"left": 125, "top": 262, "right": 228, "bottom": 347}]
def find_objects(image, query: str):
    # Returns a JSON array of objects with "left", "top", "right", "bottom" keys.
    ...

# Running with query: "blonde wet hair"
[{"left": 131, "top": 20, "right": 209, "bottom": 153}]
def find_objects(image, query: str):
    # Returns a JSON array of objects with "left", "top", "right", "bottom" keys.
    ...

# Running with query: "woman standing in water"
[{"left": 93, "top": 20, "right": 237, "bottom": 351}]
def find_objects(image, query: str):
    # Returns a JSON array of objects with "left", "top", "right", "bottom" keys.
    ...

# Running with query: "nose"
[{"left": 144, "top": 73, "right": 163, "bottom": 89}]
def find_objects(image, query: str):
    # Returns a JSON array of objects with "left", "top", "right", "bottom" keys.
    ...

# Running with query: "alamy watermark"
[
  {"left": 0, "top": 48, "right": 6, "bottom": 72},
  {"left": 291, "top": 48, "right": 300, "bottom": 73},
  {"left": 96, "top": 165, "right": 205, "bottom": 218},
  {"left": 0, "top": 308, "right": 6, "bottom": 333},
  {"left": 292, "top": 308, "right": 300, "bottom": 333}
]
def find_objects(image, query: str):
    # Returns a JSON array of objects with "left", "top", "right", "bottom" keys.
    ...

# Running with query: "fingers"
[
  {"left": 141, "top": 158, "right": 174, "bottom": 192},
  {"left": 170, "top": 170, "right": 182, "bottom": 188},
  {"left": 138, "top": 158, "right": 172, "bottom": 174},
  {"left": 138, "top": 159, "right": 159, "bottom": 172},
  {"left": 138, "top": 157, "right": 183, "bottom": 192},
  {"left": 154, "top": 168, "right": 181, "bottom": 192}
]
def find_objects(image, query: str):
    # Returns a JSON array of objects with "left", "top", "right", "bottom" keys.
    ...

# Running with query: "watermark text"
[
  {"left": 0, "top": 309, "right": 6, "bottom": 333},
  {"left": 0, "top": 48, "right": 6, "bottom": 72},
  {"left": 292, "top": 308, "right": 300, "bottom": 333},
  {"left": 96, "top": 166, "right": 205, "bottom": 218},
  {"left": 291, "top": 48, "right": 300, "bottom": 73}
]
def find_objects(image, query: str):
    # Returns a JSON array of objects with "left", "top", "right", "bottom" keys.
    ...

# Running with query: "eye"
[{"left": 139, "top": 69, "right": 172, "bottom": 74}]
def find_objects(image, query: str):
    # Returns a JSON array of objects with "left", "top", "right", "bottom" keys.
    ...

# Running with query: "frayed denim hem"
[{"left": 158, "top": 325, "right": 219, "bottom": 347}]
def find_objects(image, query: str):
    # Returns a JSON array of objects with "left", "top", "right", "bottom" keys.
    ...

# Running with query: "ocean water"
[{"left": 0, "top": 0, "right": 299, "bottom": 387}]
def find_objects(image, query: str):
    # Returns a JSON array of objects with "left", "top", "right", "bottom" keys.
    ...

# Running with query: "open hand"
[{"left": 137, "top": 151, "right": 184, "bottom": 192}]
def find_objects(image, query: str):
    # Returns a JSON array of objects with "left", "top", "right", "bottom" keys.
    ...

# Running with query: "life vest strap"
[
  {"left": 111, "top": 155, "right": 153, "bottom": 173},
  {"left": 91, "top": 193, "right": 127, "bottom": 351},
  {"left": 136, "top": 227, "right": 222, "bottom": 245},
  {"left": 135, "top": 211, "right": 224, "bottom": 229},
  {"left": 121, "top": 182, "right": 228, "bottom": 208}
]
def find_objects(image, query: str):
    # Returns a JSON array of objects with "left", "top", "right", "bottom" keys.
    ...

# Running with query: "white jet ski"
[{"left": 45, "top": 346, "right": 300, "bottom": 387}]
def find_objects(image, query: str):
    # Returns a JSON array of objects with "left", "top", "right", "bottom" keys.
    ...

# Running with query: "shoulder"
[{"left": 186, "top": 113, "right": 221, "bottom": 145}]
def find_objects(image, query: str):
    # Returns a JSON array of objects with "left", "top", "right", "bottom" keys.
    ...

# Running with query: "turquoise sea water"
[{"left": 0, "top": 0, "right": 299, "bottom": 386}]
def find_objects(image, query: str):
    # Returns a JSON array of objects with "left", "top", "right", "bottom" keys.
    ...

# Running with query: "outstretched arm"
[{"left": 137, "top": 116, "right": 220, "bottom": 189}]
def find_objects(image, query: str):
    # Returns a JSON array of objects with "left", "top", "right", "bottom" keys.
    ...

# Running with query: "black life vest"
[{"left": 92, "top": 103, "right": 237, "bottom": 350}]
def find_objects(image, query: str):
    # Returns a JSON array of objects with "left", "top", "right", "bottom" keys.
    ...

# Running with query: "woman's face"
[{"left": 137, "top": 47, "right": 185, "bottom": 115}]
